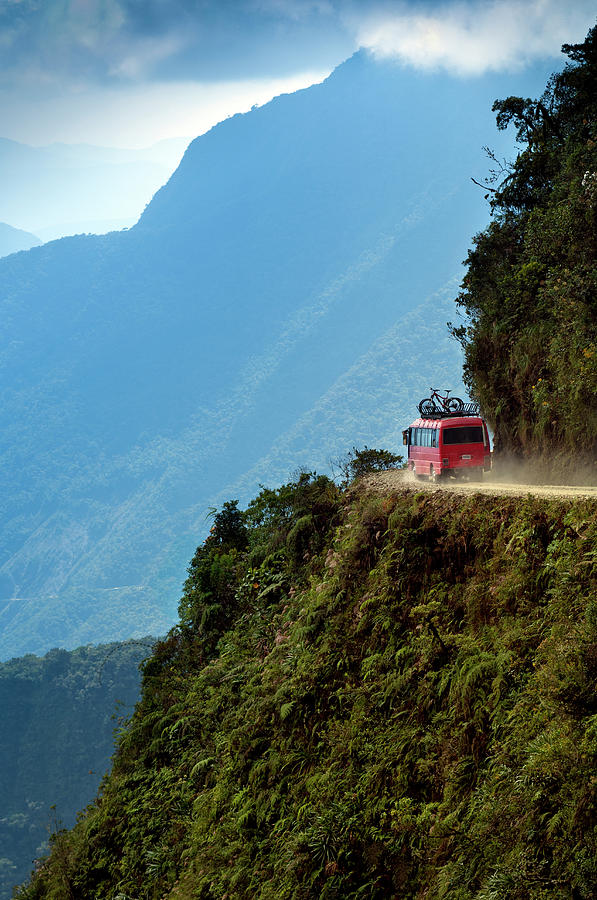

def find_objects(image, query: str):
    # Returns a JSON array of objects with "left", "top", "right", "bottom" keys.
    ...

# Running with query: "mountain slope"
[
  {"left": 0, "top": 51, "right": 554, "bottom": 659},
  {"left": 0, "top": 639, "right": 152, "bottom": 900},
  {"left": 0, "top": 222, "right": 41, "bottom": 258},
  {"left": 16, "top": 484, "right": 597, "bottom": 899}
]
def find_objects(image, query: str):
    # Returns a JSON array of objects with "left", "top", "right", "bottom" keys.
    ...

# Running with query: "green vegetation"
[
  {"left": 0, "top": 640, "right": 153, "bottom": 900},
  {"left": 334, "top": 446, "right": 404, "bottom": 484},
  {"left": 453, "top": 28, "right": 597, "bottom": 472},
  {"left": 17, "top": 475, "right": 597, "bottom": 899}
]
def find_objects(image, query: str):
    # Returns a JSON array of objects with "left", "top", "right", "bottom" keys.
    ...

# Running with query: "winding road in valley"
[{"left": 362, "top": 469, "right": 597, "bottom": 501}]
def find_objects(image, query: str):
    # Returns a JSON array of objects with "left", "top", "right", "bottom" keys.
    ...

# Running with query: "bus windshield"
[{"left": 442, "top": 425, "right": 484, "bottom": 445}]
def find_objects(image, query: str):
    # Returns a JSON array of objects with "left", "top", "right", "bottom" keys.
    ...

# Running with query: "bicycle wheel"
[
  {"left": 418, "top": 399, "right": 436, "bottom": 416},
  {"left": 445, "top": 397, "right": 464, "bottom": 412}
]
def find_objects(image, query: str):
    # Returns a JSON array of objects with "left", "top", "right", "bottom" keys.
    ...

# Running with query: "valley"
[{"left": 0, "top": 50, "right": 549, "bottom": 660}]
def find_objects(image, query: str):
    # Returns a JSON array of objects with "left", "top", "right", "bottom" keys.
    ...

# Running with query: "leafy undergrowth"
[{"left": 17, "top": 477, "right": 597, "bottom": 899}]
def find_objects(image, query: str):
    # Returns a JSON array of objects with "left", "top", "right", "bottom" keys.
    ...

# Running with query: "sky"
[{"left": 0, "top": 0, "right": 595, "bottom": 148}]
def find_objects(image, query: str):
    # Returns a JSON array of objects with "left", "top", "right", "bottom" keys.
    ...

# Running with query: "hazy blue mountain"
[
  {"left": 0, "top": 222, "right": 41, "bottom": 258},
  {"left": 0, "top": 639, "right": 153, "bottom": 900},
  {"left": 0, "top": 137, "right": 188, "bottom": 240},
  {"left": 0, "top": 51, "right": 556, "bottom": 659}
]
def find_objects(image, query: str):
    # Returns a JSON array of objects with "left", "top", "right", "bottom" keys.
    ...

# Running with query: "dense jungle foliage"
[
  {"left": 453, "top": 28, "right": 597, "bottom": 471},
  {"left": 0, "top": 640, "right": 154, "bottom": 900},
  {"left": 17, "top": 471, "right": 597, "bottom": 899}
]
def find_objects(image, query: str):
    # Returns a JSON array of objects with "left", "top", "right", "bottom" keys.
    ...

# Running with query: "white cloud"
[
  {"left": 2, "top": 0, "right": 595, "bottom": 147},
  {"left": 247, "top": 0, "right": 336, "bottom": 20},
  {"left": 109, "top": 34, "right": 188, "bottom": 80},
  {"left": 355, "top": 0, "right": 597, "bottom": 75}
]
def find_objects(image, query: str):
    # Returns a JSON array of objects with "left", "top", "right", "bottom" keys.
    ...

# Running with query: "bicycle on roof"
[{"left": 418, "top": 388, "right": 464, "bottom": 416}]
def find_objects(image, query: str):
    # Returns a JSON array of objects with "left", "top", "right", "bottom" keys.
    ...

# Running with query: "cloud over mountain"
[
  {"left": 356, "top": 0, "right": 597, "bottom": 75},
  {"left": 0, "top": 0, "right": 352, "bottom": 85},
  {"left": 2, "top": 0, "right": 593, "bottom": 88},
  {"left": 1, "top": 0, "right": 593, "bottom": 146}
]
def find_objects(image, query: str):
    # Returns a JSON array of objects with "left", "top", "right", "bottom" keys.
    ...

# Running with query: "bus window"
[{"left": 442, "top": 426, "right": 484, "bottom": 444}]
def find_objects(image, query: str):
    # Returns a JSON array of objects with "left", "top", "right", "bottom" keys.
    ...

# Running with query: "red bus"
[{"left": 402, "top": 414, "right": 491, "bottom": 482}]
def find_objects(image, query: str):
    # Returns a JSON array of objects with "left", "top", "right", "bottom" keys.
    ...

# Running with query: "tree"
[
  {"left": 335, "top": 446, "right": 404, "bottom": 484},
  {"left": 207, "top": 500, "right": 248, "bottom": 551},
  {"left": 454, "top": 26, "right": 597, "bottom": 472}
]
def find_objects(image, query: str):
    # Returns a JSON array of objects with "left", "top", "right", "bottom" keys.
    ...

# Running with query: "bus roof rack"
[{"left": 418, "top": 402, "right": 481, "bottom": 419}]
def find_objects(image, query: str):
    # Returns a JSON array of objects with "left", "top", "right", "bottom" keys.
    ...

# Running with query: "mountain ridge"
[{"left": 0, "top": 51, "right": 555, "bottom": 659}]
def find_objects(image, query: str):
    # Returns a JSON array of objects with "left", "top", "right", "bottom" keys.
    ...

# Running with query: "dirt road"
[{"left": 362, "top": 469, "right": 597, "bottom": 501}]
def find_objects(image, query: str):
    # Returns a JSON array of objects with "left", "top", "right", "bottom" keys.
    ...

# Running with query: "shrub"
[{"left": 335, "top": 446, "right": 404, "bottom": 484}]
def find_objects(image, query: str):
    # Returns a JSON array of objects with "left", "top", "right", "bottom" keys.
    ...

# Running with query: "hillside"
[
  {"left": 0, "top": 51, "right": 554, "bottom": 660},
  {"left": 17, "top": 479, "right": 597, "bottom": 899},
  {"left": 0, "top": 640, "right": 154, "bottom": 900}
]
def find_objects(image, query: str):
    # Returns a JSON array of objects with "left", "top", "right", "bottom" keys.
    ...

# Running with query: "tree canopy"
[{"left": 454, "top": 26, "right": 597, "bottom": 473}]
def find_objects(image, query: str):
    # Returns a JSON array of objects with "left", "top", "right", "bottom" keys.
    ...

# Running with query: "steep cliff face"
[
  {"left": 18, "top": 484, "right": 597, "bottom": 900},
  {"left": 454, "top": 28, "right": 597, "bottom": 471}
]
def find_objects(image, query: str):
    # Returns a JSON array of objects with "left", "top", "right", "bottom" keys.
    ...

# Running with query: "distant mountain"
[
  {"left": 0, "top": 222, "right": 41, "bottom": 258},
  {"left": 0, "top": 51, "right": 556, "bottom": 659},
  {"left": 0, "top": 137, "right": 189, "bottom": 240},
  {"left": 0, "top": 639, "right": 152, "bottom": 900}
]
